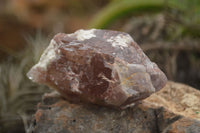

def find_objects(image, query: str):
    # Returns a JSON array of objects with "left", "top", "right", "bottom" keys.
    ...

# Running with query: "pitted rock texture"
[
  {"left": 28, "top": 88, "right": 200, "bottom": 133},
  {"left": 27, "top": 29, "right": 167, "bottom": 108}
]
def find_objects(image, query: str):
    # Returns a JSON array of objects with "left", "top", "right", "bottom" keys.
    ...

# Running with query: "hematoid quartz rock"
[{"left": 27, "top": 29, "right": 167, "bottom": 108}]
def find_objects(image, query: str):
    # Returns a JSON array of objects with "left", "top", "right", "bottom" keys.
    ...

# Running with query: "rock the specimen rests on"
[
  {"left": 27, "top": 29, "right": 167, "bottom": 108},
  {"left": 29, "top": 85, "right": 200, "bottom": 133}
]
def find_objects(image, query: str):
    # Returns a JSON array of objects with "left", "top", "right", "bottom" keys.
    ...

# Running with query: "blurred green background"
[{"left": 0, "top": 0, "right": 200, "bottom": 132}]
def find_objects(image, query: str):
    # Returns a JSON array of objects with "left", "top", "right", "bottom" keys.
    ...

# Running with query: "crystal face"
[{"left": 27, "top": 29, "right": 167, "bottom": 108}]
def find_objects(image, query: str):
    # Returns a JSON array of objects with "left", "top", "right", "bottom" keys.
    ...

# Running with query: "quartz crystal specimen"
[{"left": 27, "top": 29, "right": 167, "bottom": 108}]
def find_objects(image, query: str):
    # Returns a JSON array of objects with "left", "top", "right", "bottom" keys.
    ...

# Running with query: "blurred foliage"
[
  {"left": 167, "top": 0, "right": 200, "bottom": 26},
  {"left": 89, "top": 0, "right": 163, "bottom": 28},
  {"left": 166, "top": 0, "right": 200, "bottom": 38},
  {"left": 0, "top": 32, "right": 50, "bottom": 132},
  {"left": 89, "top": 0, "right": 200, "bottom": 38}
]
